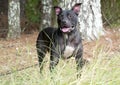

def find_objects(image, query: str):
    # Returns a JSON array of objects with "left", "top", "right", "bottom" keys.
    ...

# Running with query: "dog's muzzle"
[{"left": 60, "top": 26, "right": 74, "bottom": 33}]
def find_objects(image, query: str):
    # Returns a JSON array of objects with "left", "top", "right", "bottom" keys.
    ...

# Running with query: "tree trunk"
[
  {"left": 7, "top": 0, "right": 21, "bottom": 39},
  {"left": 60, "top": 0, "right": 105, "bottom": 41},
  {"left": 40, "top": 0, "right": 52, "bottom": 30}
]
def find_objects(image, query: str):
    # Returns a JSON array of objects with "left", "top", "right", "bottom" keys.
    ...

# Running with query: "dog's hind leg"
[{"left": 36, "top": 42, "right": 48, "bottom": 73}]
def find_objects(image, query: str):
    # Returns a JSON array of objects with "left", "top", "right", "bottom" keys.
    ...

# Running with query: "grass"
[
  {"left": 0, "top": 30, "right": 120, "bottom": 85},
  {"left": 0, "top": 44, "right": 120, "bottom": 85}
]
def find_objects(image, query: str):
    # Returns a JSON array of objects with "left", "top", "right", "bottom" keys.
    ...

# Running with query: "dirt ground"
[{"left": 0, "top": 28, "right": 120, "bottom": 75}]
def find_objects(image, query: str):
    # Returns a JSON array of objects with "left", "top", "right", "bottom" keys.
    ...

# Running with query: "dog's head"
[{"left": 54, "top": 3, "right": 82, "bottom": 33}]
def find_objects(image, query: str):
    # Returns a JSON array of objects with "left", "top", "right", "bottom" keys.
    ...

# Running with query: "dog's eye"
[
  {"left": 59, "top": 14, "right": 63, "bottom": 19},
  {"left": 68, "top": 14, "right": 72, "bottom": 18}
]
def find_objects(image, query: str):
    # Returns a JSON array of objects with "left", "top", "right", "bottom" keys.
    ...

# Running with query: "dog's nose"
[{"left": 62, "top": 20, "right": 67, "bottom": 24}]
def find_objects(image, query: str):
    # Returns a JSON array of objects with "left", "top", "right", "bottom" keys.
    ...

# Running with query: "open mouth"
[{"left": 61, "top": 26, "right": 74, "bottom": 33}]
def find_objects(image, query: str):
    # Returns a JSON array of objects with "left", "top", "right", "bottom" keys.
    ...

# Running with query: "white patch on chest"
[{"left": 63, "top": 45, "right": 75, "bottom": 58}]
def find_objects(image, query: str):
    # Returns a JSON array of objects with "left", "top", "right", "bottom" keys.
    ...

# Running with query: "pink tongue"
[{"left": 61, "top": 28, "right": 69, "bottom": 32}]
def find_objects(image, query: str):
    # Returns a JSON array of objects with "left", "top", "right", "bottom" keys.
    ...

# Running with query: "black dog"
[{"left": 36, "top": 3, "right": 84, "bottom": 73}]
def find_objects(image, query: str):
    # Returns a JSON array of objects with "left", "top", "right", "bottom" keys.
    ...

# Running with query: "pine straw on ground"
[{"left": 0, "top": 28, "right": 120, "bottom": 75}]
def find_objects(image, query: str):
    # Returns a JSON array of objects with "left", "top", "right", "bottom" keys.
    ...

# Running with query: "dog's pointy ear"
[
  {"left": 72, "top": 3, "right": 82, "bottom": 15},
  {"left": 54, "top": 6, "right": 62, "bottom": 15}
]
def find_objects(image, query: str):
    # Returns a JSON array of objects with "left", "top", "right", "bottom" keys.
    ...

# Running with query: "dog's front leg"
[
  {"left": 49, "top": 46, "right": 60, "bottom": 72},
  {"left": 75, "top": 49, "right": 85, "bottom": 77},
  {"left": 50, "top": 54, "right": 59, "bottom": 72}
]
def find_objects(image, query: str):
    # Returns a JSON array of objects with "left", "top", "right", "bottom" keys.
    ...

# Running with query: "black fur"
[{"left": 36, "top": 3, "right": 85, "bottom": 73}]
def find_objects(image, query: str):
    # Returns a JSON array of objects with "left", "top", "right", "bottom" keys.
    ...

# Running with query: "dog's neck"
[{"left": 62, "top": 27, "right": 78, "bottom": 42}]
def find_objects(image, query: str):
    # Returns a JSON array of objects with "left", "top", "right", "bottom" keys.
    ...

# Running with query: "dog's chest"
[{"left": 63, "top": 45, "right": 75, "bottom": 58}]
